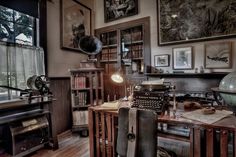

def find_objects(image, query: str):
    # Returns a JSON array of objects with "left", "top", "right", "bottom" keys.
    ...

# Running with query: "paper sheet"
[{"left": 182, "top": 109, "right": 233, "bottom": 124}]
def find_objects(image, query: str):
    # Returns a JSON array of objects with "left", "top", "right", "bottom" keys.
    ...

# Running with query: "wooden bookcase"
[
  {"left": 95, "top": 17, "right": 151, "bottom": 101},
  {"left": 96, "top": 17, "right": 151, "bottom": 75},
  {"left": 69, "top": 68, "right": 104, "bottom": 132}
]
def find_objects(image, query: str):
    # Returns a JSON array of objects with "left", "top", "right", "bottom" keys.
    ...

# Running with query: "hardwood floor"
[{"left": 1, "top": 131, "right": 90, "bottom": 157}]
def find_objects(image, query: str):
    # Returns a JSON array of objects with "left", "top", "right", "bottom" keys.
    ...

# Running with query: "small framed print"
[
  {"left": 204, "top": 42, "right": 232, "bottom": 69},
  {"left": 154, "top": 54, "right": 169, "bottom": 67},
  {"left": 173, "top": 47, "right": 193, "bottom": 70}
]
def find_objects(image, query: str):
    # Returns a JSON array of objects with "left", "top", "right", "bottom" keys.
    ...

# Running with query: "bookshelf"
[
  {"left": 69, "top": 68, "right": 104, "bottom": 133},
  {"left": 95, "top": 17, "right": 151, "bottom": 101},
  {"left": 95, "top": 17, "right": 151, "bottom": 75}
]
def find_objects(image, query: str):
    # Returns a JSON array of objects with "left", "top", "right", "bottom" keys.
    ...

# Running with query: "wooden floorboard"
[{"left": 0, "top": 131, "right": 89, "bottom": 157}]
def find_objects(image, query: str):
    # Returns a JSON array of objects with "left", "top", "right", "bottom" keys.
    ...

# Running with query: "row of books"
[
  {"left": 72, "top": 111, "right": 88, "bottom": 126},
  {"left": 101, "top": 52, "right": 117, "bottom": 61},
  {"left": 71, "top": 92, "right": 87, "bottom": 106},
  {"left": 100, "top": 33, "right": 117, "bottom": 45},
  {"left": 122, "top": 31, "right": 142, "bottom": 42},
  {"left": 73, "top": 76, "right": 86, "bottom": 89}
]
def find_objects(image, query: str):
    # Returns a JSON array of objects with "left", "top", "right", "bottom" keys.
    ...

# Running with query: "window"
[
  {"left": 0, "top": 5, "right": 36, "bottom": 46},
  {"left": 0, "top": 5, "right": 44, "bottom": 101}
]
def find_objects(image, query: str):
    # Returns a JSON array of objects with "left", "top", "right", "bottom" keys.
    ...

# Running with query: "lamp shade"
[{"left": 111, "top": 73, "right": 124, "bottom": 83}]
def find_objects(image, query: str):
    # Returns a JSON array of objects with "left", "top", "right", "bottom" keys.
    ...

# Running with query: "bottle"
[
  {"left": 107, "top": 94, "right": 110, "bottom": 102},
  {"left": 200, "top": 66, "right": 204, "bottom": 73}
]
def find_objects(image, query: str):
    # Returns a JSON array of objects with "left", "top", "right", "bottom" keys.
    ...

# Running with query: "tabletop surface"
[{"left": 89, "top": 103, "right": 236, "bottom": 130}]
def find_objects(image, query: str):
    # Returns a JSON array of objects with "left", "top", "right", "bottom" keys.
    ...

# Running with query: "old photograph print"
[
  {"left": 205, "top": 42, "right": 232, "bottom": 68},
  {"left": 173, "top": 47, "right": 192, "bottom": 70},
  {"left": 158, "top": 0, "right": 236, "bottom": 45},
  {"left": 154, "top": 55, "right": 169, "bottom": 67},
  {"left": 61, "top": 0, "right": 91, "bottom": 52},
  {"left": 104, "top": 0, "right": 138, "bottom": 22}
]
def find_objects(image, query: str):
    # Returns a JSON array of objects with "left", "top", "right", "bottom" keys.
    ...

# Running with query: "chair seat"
[{"left": 157, "top": 147, "right": 176, "bottom": 157}]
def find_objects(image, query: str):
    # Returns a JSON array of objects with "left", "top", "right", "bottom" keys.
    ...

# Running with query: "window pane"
[
  {"left": 15, "top": 25, "right": 33, "bottom": 45},
  {"left": 0, "top": 20, "right": 14, "bottom": 42},
  {"left": 0, "top": 44, "right": 9, "bottom": 101},
  {"left": 14, "top": 11, "right": 34, "bottom": 27},
  {"left": 0, "top": 5, "right": 13, "bottom": 21}
]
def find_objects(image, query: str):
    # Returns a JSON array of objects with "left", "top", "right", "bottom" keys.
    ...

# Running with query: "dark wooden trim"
[
  {"left": 39, "top": 0, "right": 48, "bottom": 75},
  {"left": 145, "top": 72, "right": 228, "bottom": 78}
]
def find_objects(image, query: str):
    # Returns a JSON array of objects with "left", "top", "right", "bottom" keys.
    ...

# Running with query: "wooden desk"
[{"left": 88, "top": 106, "right": 236, "bottom": 157}]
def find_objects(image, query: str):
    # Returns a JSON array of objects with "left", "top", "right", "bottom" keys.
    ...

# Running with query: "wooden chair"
[{"left": 116, "top": 107, "right": 176, "bottom": 157}]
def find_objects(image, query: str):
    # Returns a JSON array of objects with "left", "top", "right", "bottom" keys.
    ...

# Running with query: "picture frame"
[
  {"left": 154, "top": 54, "right": 169, "bottom": 67},
  {"left": 60, "top": 0, "right": 91, "bottom": 52},
  {"left": 157, "top": 0, "right": 236, "bottom": 46},
  {"left": 104, "top": 0, "right": 138, "bottom": 22},
  {"left": 173, "top": 47, "right": 193, "bottom": 70},
  {"left": 204, "top": 42, "right": 232, "bottom": 69}
]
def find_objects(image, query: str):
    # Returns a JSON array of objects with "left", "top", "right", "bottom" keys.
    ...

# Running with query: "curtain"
[{"left": 0, "top": 42, "right": 45, "bottom": 100}]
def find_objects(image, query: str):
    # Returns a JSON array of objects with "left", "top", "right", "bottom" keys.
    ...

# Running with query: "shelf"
[
  {"left": 72, "top": 124, "right": 88, "bottom": 132},
  {"left": 100, "top": 59, "right": 117, "bottom": 63},
  {"left": 132, "top": 58, "right": 143, "bottom": 60},
  {"left": 72, "top": 105, "right": 91, "bottom": 109},
  {"left": 102, "top": 44, "right": 117, "bottom": 48},
  {"left": 72, "top": 88, "right": 90, "bottom": 91},
  {"left": 124, "top": 40, "right": 143, "bottom": 45},
  {"left": 145, "top": 72, "right": 229, "bottom": 78},
  {"left": 69, "top": 68, "right": 104, "bottom": 73},
  {"left": 0, "top": 109, "right": 49, "bottom": 125}
]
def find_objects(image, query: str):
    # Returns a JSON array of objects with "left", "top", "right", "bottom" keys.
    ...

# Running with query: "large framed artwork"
[
  {"left": 60, "top": 0, "right": 91, "bottom": 52},
  {"left": 157, "top": 0, "right": 236, "bottom": 46},
  {"left": 104, "top": 0, "right": 138, "bottom": 22},
  {"left": 204, "top": 42, "right": 232, "bottom": 69},
  {"left": 173, "top": 47, "right": 193, "bottom": 70}
]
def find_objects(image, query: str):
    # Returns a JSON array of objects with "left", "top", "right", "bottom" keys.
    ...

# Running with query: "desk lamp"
[{"left": 111, "top": 69, "right": 128, "bottom": 100}]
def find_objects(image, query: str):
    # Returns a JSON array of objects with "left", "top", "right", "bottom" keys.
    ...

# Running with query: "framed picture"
[
  {"left": 104, "top": 0, "right": 138, "bottom": 22},
  {"left": 157, "top": 0, "right": 236, "bottom": 46},
  {"left": 173, "top": 47, "right": 193, "bottom": 70},
  {"left": 154, "top": 54, "right": 169, "bottom": 67},
  {"left": 60, "top": 0, "right": 91, "bottom": 52},
  {"left": 204, "top": 42, "right": 232, "bottom": 69}
]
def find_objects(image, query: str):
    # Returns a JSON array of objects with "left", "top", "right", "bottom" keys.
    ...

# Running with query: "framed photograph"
[
  {"left": 157, "top": 0, "right": 236, "bottom": 46},
  {"left": 60, "top": 0, "right": 91, "bottom": 52},
  {"left": 104, "top": 0, "right": 138, "bottom": 22},
  {"left": 173, "top": 47, "right": 193, "bottom": 70},
  {"left": 154, "top": 54, "right": 169, "bottom": 67},
  {"left": 204, "top": 42, "right": 232, "bottom": 69}
]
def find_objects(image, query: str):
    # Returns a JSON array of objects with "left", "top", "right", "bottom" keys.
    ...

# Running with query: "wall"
[
  {"left": 47, "top": 0, "right": 95, "bottom": 77},
  {"left": 46, "top": 0, "right": 95, "bottom": 134},
  {"left": 95, "top": 0, "right": 236, "bottom": 73}
]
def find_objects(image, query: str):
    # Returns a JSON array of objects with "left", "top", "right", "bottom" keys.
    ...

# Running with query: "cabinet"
[
  {"left": 96, "top": 17, "right": 150, "bottom": 75},
  {"left": 69, "top": 68, "right": 104, "bottom": 132},
  {"left": 0, "top": 97, "right": 58, "bottom": 156},
  {"left": 95, "top": 17, "right": 150, "bottom": 101}
]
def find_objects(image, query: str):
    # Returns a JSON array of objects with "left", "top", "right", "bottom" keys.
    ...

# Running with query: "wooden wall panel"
[{"left": 49, "top": 77, "right": 71, "bottom": 135}]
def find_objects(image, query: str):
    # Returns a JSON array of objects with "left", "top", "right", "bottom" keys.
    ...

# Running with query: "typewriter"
[{"left": 131, "top": 80, "right": 172, "bottom": 115}]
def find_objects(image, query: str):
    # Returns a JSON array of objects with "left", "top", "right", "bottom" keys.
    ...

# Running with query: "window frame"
[{"left": 0, "top": 5, "right": 38, "bottom": 46}]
